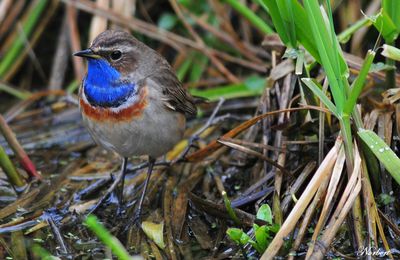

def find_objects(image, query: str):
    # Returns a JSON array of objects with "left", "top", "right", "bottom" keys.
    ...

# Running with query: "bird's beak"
[{"left": 73, "top": 49, "right": 100, "bottom": 59}]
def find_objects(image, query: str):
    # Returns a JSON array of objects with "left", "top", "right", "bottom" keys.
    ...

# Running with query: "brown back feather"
[{"left": 148, "top": 68, "right": 197, "bottom": 117}]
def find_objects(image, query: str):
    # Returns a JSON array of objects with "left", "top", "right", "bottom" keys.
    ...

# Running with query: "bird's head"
[
  {"left": 74, "top": 30, "right": 153, "bottom": 107},
  {"left": 74, "top": 30, "right": 151, "bottom": 77}
]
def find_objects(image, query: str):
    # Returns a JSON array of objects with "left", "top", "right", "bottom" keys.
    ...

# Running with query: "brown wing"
[{"left": 147, "top": 68, "right": 197, "bottom": 117}]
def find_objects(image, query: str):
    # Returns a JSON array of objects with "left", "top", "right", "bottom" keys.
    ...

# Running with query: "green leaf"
[
  {"left": 223, "top": 0, "right": 273, "bottom": 35},
  {"left": 226, "top": 228, "right": 254, "bottom": 246},
  {"left": 269, "top": 223, "right": 280, "bottom": 233},
  {"left": 303, "top": 0, "right": 346, "bottom": 112},
  {"left": 255, "top": 225, "right": 269, "bottom": 251},
  {"left": 301, "top": 78, "right": 338, "bottom": 117},
  {"left": 261, "top": 0, "right": 320, "bottom": 61},
  {"left": 158, "top": 13, "right": 178, "bottom": 30},
  {"left": 325, "top": 0, "right": 349, "bottom": 79},
  {"left": 239, "top": 232, "right": 252, "bottom": 245},
  {"left": 358, "top": 129, "right": 400, "bottom": 185},
  {"left": 338, "top": 18, "right": 371, "bottom": 43},
  {"left": 259, "top": 0, "right": 290, "bottom": 45},
  {"left": 290, "top": 0, "right": 320, "bottom": 62},
  {"left": 344, "top": 50, "right": 375, "bottom": 114},
  {"left": 253, "top": 223, "right": 260, "bottom": 233},
  {"left": 378, "top": 193, "right": 395, "bottom": 205},
  {"left": 226, "top": 228, "right": 243, "bottom": 243},
  {"left": 248, "top": 239, "right": 263, "bottom": 253},
  {"left": 276, "top": 0, "right": 297, "bottom": 47},
  {"left": 256, "top": 204, "right": 273, "bottom": 224},
  {"left": 382, "top": 0, "right": 400, "bottom": 32},
  {"left": 368, "top": 9, "right": 399, "bottom": 43}
]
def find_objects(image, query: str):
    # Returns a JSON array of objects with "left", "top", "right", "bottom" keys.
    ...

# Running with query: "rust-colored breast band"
[{"left": 80, "top": 87, "right": 148, "bottom": 122}]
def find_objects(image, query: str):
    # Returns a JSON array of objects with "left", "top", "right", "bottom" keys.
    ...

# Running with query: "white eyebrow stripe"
[{"left": 93, "top": 46, "right": 135, "bottom": 53}]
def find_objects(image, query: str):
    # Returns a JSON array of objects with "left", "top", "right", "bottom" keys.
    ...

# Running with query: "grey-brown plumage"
[{"left": 74, "top": 30, "right": 198, "bottom": 222}]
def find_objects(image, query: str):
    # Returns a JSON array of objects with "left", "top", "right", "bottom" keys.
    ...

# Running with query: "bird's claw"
[{"left": 132, "top": 209, "right": 143, "bottom": 227}]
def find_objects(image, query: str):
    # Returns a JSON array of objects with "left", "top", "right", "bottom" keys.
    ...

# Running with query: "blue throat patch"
[{"left": 83, "top": 58, "right": 136, "bottom": 108}]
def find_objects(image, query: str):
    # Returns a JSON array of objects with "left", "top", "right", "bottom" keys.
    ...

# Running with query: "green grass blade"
[
  {"left": 223, "top": 191, "right": 241, "bottom": 225},
  {"left": 190, "top": 76, "right": 265, "bottom": 101},
  {"left": 66, "top": 80, "right": 80, "bottom": 94},
  {"left": 0, "top": 0, "right": 49, "bottom": 78},
  {"left": 176, "top": 52, "right": 195, "bottom": 81},
  {"left": 344, "top": 50, "right": 375, "bottom": 114},
  {"left": 325, "top": 0, "right": 342, "bottom": 76},
  {"left": 383, "top": 0, "right": 400, "bottom": 32},
  {"left": 189, "top": 53, "right": 208, "bottom": 82},
  {"left": 303, "top": 0, "right": 345, "bottom": 112},
  {"left": 338, "top": 18, "right": 371, "bottom": 44},
  {"left": 259, "top": 0, "right": 290, "bottom": 45},
  {"left": 0, "top": 145, "right": 25, "bottom": 188},
  {"left": 223, "top": 0, "right": 273, "bottom": 35},
  {"left": 85, "top": 215, "right": 136, "bottom": 260},
  {"left": 290, "top": 0, "right": 320, "bottom": 61},
  {"left": 358, "top": 129, "right": 400, "bottom": 185},
  {"left": 275, "top": 0, "right": 297, "bottom": 47},
  {"left": 301, "top": 78, "right": 338, "bottom": 117},
  {"left": 368, "top": 9, "right": 399, "bottom": 43},
  {"left": 31, "top": 244, "right": 58, "bottom": 260},
  {"left": 325, "top": 1, "right": 349, "bottom": 80},
  {"left": 261, "top": 0, "right": 320, "bottom": 61},
  {"left": 0, "top": 82, "right": 30, "bottom": 99}
]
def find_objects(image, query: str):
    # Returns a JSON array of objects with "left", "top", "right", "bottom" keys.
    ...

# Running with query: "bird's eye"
[{"left": 110, "top": 50, "right": 122, "bottom": 60}]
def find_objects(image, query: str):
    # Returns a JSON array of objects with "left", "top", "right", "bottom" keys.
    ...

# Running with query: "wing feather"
[{"left": 146, "top": 67, "right": 197, "bottom": 117}]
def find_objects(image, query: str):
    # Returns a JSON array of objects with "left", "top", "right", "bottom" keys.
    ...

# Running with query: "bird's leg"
[
  {"left": 117, "top": 157, "right": 128, "bottom": 204},
  {"left": 87, "top": 157, "right": 128, "bottom": 216},
  {"left": 133, "top": 156, "right": 155, "bottom": 225}
]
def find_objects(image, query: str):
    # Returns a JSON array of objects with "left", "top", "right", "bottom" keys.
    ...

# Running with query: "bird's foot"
[
  {"left": 121, "top": 208, "right": 144, "bottom": 233},
  {"left": 115, "top": 196, "right": 128, "bottom": 217},
  {"left": 86, "top": 171, "right": 124, "bottom": 216},
  {"left": 132, "top": 208, "right": 144, "bottom": 227}
]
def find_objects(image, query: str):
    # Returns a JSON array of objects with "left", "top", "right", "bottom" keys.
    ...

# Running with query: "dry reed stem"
[
  {"left": 261, "top": 138, "right": 341, "bottom": 259},
  {"left": 89, "top": 0, "right": 109, "bottom": 43},
  {"left": 305, "top": 145, "right": 346, "bottom": 258},
  {"left": 288, "top": 160, "right": 333, "bottom": 260},
  {"left": 309, "top": 143, "right": 362, "bottom": 259},
  {"left": 66, "top": 4, "right": 85, "bottom": 82}
]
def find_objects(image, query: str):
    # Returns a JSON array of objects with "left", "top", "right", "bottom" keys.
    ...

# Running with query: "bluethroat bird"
[{"left": 74, "top": 30, "right": 196, "bottom": 220}]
